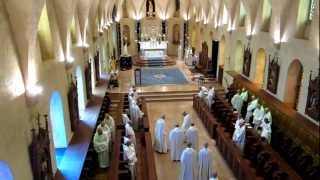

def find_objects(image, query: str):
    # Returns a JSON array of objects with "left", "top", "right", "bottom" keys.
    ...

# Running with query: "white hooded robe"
[
  {"left": 169, "top": 127, "right": 184, "bottom": 160},
  {"left": 198, "top": 147, "right": 213, "bottom": 180},
  {"left": 186, "top": 126, "right": 199, "bottom": 150},
  {"left": 154, "top": 118, "right": 168, "bottom": 153},
  {"left": 180, "top": 147, "right": 198, "bottom": 180}
]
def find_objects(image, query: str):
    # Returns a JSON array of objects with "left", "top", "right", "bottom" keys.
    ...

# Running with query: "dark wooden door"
[
  {"left": 85, "top": 61, "right": 92, "bottom": 100},
  {"left": 211, "top": 41, "right": 219, "bottom": 78},
  {"left": 94, "top": 51, "right": 100, "bottom": 84},
  {"left": 218, "top": 65, "right": 224, "bottom": 85}
]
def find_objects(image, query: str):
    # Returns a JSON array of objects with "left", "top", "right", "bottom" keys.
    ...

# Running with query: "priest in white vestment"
[
  {"left": 253, "top": 105, "right": 265, "bottom": 129},
  {"left": 130, "top": 101, "right": 144, "bottom": 130},
  {"left": 182, "top": 112, "right": 192, "bottom": 132},
  {"left": 123, "top": 141, "right": 137, "bottom": 180},
  {"left": 245, "top": 96, "right": 258, "bottom": 122},
  {"left": 154, "top": 115, "right": 168, "bottom": 153},
  {"left": 169, "top": 124, "right": 184, "bottom": 161},
  {"left": 231, "top": 90, "right": 243, "bottom": 113},
  {"left": 206, "top": 86, "right": 215, "bottom": 110},
  {"left": 104, "top": 113, "right": 115, "bottom": 141},
  {"left": 198, "top": 86, "right": 208, "bottom": 98},
  {"left": 93, "top": 128, "right": 110, "bottom": 168},
  {"left": 260, "top": 118, "right": 272, "bottom": 143},
  {"left": 180, "top": 143, "right": 198, "bottom": 180},
  {"left": 186, "top": 123, "right": 199, "bottom": 150},
  {"left": 198, "top": 143, "right": 213, "bottom": 180},
  {"left": 125, "top": 122, "right": 136, "bottom": 146},
  {"left": 232, "top": 120, "right": 246, "bottom": 151}
]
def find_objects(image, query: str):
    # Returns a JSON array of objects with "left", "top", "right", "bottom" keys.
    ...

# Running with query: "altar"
[{"left": 139, "top": 40, "right": 167, "bottom": 60}]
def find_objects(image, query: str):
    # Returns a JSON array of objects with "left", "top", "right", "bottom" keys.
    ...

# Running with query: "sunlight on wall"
[
  {"left": 235, "top": 41, "right": 244, "bottom": 73},
  {"left": 37, "top": 5, "right": 53, "bottom": 60},
  {"left": 0, "top": 161, "right": 13, "bottom": 180},
  {"left": 76, "top": 66, "right": 85, "bottom": 111},
  {"left": 254, "top": 48, "right": 267, "bottom": 87},
  {"left": 50, "top": 91, "right": 68, "bottom": 148},
  {"left": 7, "top": 67, "right": 25, "bottom": 97}
]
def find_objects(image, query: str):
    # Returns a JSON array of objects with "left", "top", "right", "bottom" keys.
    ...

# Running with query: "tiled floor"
[{"left": 147, "top": 101, "right": 236, "bottom": 180}]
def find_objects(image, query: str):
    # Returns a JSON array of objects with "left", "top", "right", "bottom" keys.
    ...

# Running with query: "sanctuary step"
[
  {"left": 133, "top": 56, "right": 176, "bottom": 67},
  {"left": 139, "top": 90, "right": 197, "bottom": 102}
]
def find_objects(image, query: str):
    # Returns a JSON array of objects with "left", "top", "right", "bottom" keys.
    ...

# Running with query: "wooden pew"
[{"left": 193, "top": 93, "right": 303, "bottom": 180}]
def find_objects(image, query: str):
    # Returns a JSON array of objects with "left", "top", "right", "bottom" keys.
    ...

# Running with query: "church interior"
[{"left": 0, "top": 0, "right": 319, "bottom": 180}]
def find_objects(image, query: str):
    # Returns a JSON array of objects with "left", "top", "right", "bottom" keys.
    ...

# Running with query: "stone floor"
[
  {"left": 94, "top": 58, "right": 235, "bottom": 180},
  {"left": 147, "top": 101, "right": 236, "bottom": 180}
]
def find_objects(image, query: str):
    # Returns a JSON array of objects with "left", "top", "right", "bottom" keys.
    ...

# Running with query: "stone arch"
[
  {"left": 284, "top": 59, "right": 303, "bottom": 109},
  {"left": 49, "top": 90, "right": 68, "bottom": 166},
  {"left": 37, "top": 4, "right": 54, "bottom": 61},
  {"left": 254, "top": 48, "right": 267, "bottom": 87},
  {"left": 234, "top": 40, "right": 244, "bottom": 73}
]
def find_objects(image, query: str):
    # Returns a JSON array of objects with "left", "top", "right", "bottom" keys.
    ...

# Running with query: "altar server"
[
  {"left": 198, "top": 143, "right": 213, "bottom": 180},
  {"left": 231, "top": 90, "right": 244, "bottom": 113},
  {"left": 253, "top": 105, "right": 265, "bottom": 129},
  {"left": 93, "top": 128, "right": 110, "bottom": 168},
  {"left": 169, "top": 124, "right": 184, "bottom": 161},
  {"left": 182, "top": 112, "right": 192, "bottom": 132},
  {"left": 232, "top": 119, "right": 246, "bottom": 151},
  {"left": 186, "top": 123, "right": 199, "bottom": 150},
  {"left": 180, "top": 143, "right": 198, "bottom": 180},
  {"left": 154, "top": 115, "right": 168, "bottom": 153}
]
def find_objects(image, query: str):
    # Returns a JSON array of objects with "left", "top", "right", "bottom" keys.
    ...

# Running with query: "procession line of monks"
[{"left": 154, "top": 113, "right": 218, "bottom": 180}]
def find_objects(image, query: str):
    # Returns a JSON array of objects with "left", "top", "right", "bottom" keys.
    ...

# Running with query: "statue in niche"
[
  {"left": 266, "top": 55, "right": 280, "bottom": 94},
  {"left": 242, "top": 44, "right": 252, "bottom": 77},
  {"left": 146, "top": 0, "right": 155, "bottom": 17},
  {"left": 172, "top": 24, "right": 180, "bottom": 45},
  {"left": 305, "top": 72, "right": 319, "bottom": 121}
]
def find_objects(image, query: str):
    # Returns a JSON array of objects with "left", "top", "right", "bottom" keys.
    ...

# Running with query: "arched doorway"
[
  {"left": 234, "top": 40, "right": 244, "bottom": 73},
  {"left": 254, "top": 48, "right": 267, "bottom": 88},
  {"left": 0, "top": 161, "right": 14, "bottom": 180},
  {"left": 284, "top": 60, "right": 303, "bottom": 109},
  {"left": 76, "top": 65, "right": 85, "bottom": 116},
  {"left": 49, "top": 91, "right": 68, "bottom": 167}
]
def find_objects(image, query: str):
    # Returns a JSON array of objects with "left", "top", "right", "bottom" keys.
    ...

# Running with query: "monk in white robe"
[
  {"left": 169, "top": 124, "right": 184, "bottom": 161},
  {"left": 186, "top": 123, "right": 199, "bottom": 150},
  {"left": 93, "top": 128, "right": 110, "bottom": 168},
  {"left": 123, "top": 141, "right": 137, "bottom": 180},
  {"left": 240, "top": 89, "right": 248, "bottom": 102},
  {"left": 231, "top": 90, "right": 243, "bottom": 113},
  {"left": 125, "top": 122, "right": 136, "bottom": 146},
  {"left": 232, "top": 120, "right": 246, "bottom": 151},
  {"left": 198, "top": 86, "right": 208, "bottom": 98},
  {"left": 180, "top": 143, "right": 198, "bottom": 180},
  {"left": 97, "top": 121, "right": 112, "bottom": 149},
  {"left": 260, "top": 118, "right": 272, "bottom": 143},
  {"left": 253, "top": 105, "right": 265, "bottom": 129},
  {"left": 154, "top": 115, "right": 168, "bottom": 153},
  {"left": 130, "top": 101, "right": 144, "bottom": 130},
  {"left": 198, "top": 143, "right": 213, "bottom": 180},
  {"left": 104, "top": 113, "right": 115, "bottom": 141},
  {"left": 245, "top": 96, "right": 258, "bottom": 122},
  {"left": 182, "top": 112, "right": 192, "bottom": 132},
  {"left": 206, "top": 86, "right": 215, "bottom": 110},
  {"left": 122, "top": 109, "right": 132, "bottom": 125},
  {"left": 263, "top": 108, "right": 272, "bottom": 124}
]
